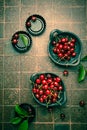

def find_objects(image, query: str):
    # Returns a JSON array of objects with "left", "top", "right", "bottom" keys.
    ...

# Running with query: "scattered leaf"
[
  {"left": 78, "top": 65, "right": 86, "bottom": 82},
  {"left": 81, "top": 55, "right": 87, "bottom": 61},
  {"left": 18, "top": 120, "right": 28, "bottom": 130},
  {"left": 15, "top": 105, "right": 29, "bottom": 117},
  {"left": 10, "top": 117, "right": 22, "bottom": 125},
  {"left": 20, "top": 34, "right": 28, "bottom": 47}
]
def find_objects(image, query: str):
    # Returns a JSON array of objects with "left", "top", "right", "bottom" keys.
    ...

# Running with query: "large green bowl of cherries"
[
  {"left": 30, "top": 73, "right": 66, "bottom": 107},
  {"left": 48, "top": 29, "right": 82, "bottom": 66}
]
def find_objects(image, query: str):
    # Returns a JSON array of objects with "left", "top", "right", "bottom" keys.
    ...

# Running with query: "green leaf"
[
  {"left": 78, "top": 65, "right": 86, "bottom": 82},
  {"left": 18, "top": 120, "right": 28, "bottom": 130},
  {"left": 20, "top": 34, "right": 28, "bottom": 47},
  {"left": 15, "top": 105, "right": 29, "bottom": 117},
  {"left": 81, "top": 55, "right": 87, "bottom": 61},
  {"left": 10, "top": 117, "right": 22, "bottom": 125}
]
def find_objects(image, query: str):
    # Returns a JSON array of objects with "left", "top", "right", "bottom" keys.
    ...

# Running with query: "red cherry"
[
  {"left": 35, "top": 78, "right": 41, "bottom": 84},
  {"left": 39, "top": 97, "right": 44, "bottom": 103},
  {"left": 53, "top": 47, "right": 57, "bottom": 53},
  {"left": 35, "top": 94, "right": 40, "bottom": 99},
  {"left": 54, "top": 81, "right": 59, "bottom": 87},
  {"left": 39, "top": 90, "right": 44, "bottom": 95},
  {"left": 32, "top": 88, "right": 37, "bottom": 93},
  {"left": 49, "top": 84, "right": 54, "bottom": 89},
  {"left": 42, "top": 79, "right": 47, "bottom": 85},
  {"left": 42, "top": 95, "right": 47, "bottom": 100},
  {"left": 58, "top": 53, "right": 63, "bottom": 58},
  {"left": 52, "top": 98, "right": 57, "bottom": 103},
  {"left": 72, "top": 52, "right": 76, "bottom": 57},
  {"left": 63, "top": 70, "right": 69, "bottom": 76},
  {"left": 31, "top": 16, "right": 36, "bottom": 22},
  {"left": 44, "top": 84, "right": 48, "bottom": 90},
  {"left": 60, "top": 113, "right": 65, "bottom": 120},
  {"left": 63, "top": 45, "right": 68, "bottom": 50},
  {"left": 39, "top": 74, "right": 45, "bottom": 80},
  {"left": 79, "top": 100, "right": 85, "bottom": 107},
  {"left": 70, "top": 48, "right": 74, "bottom": 53},
  {"left": 45, "top": 89, "right": 51, "bottom": 95},
  {"left": 12, "top": 39, "right": 18, "bottom": 44},
  {"left": 52, "top": 41, "right": 56, "bottom": 45},
  {"left": 71, "top": 38, "right": 76, "bottom": 43},
  {"left": 55, "top": 77, "right": 61, "bottom": 83},
  {"left": 14, "top": 34, "right": 19, "bottom": 39},
  {"left": 58, "top": 44, "right": 63, "bottom": 49},
  {"left": 26, "top": 21, "right": 31, "bottom": 27},
  {"left": 59, "top": 85, "right": 63, "bottom": 91},
  {"left": 70, "top": 42, "right": 75, "bottom": 48},
  {"left": 61, "top": 38, "right": 66, "bottom": 43},
  {"left": 47, "top": 78, "right": 52, "bottom": 84}
]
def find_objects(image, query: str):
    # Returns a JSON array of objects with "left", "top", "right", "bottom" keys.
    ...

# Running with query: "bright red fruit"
[
  {"left": 63, "top": 70, "right": 69, "bottom": 76},
  {"left": 31, "top": 16, "right": 36, "bottom": 22},
  {"left": 12, "top": 39, "right": 18, "bottom": 44},
  {"left": 39, "top": 90, "right": 44, "bottom": 95},
  {"left": 42, "top": 79, "right": 47, "bottom": 85},
  {"left": 26, "top": 22, "right": 31, "bottom": 27},
  {"left": 59, "top": 85, "right": 63, "bottom": 91},
  {"left": 39, "top": 74, "right": 45, "bottom": 80},
  {"left": 45, "top": 90, "right": 51, "bottom": 95},
  {"left": 36, "top": 79, "right": 41, "bottom": 84}
]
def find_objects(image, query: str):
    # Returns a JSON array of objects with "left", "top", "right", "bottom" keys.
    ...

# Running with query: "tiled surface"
[{"left": 0, "top": 0, "right": 87, "bottom": 130}]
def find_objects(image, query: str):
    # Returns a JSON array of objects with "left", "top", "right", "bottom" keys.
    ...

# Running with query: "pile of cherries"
[
  {"left": 52, "top": 37, "right": 77, "bottom": 61},
  {"left": 32, "top": 73, "right": 63, "bottom": 105}
]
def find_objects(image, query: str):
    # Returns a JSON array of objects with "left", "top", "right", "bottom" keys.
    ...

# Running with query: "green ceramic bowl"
[
  {"left": 48, "top": 29, "right": 82, "bottom": 66},
  {"left": 30, "top": 72, "right": 67, "bottom": 107}
]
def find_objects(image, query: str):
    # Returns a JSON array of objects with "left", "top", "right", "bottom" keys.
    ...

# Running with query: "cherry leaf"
[
  {"left": 20, "top": 34, "right": 28, "bottom": 47},
  {"left": 15, "top": 105, "right": 29, "bottom": 117},
  {"left": 78, "top": 65, "right": 86, "bottom": 82},
  {"left": 81, "top": 55, "right": 87, "bottom": 61},
  {"left": 18, "top": 120, "right": 28, "bottom": 130},
  {"left": 10, "top": 117, "right": 22, "bottom": 125}
]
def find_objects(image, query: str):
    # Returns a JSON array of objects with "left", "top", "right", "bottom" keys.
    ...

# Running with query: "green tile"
[
  {"left": 0, "top": 39, "right": 3, "bottom": 55},
  {"left": 20, "top": 72, "right": 33, "bottom": 88},
  {"left": 71, "top": 106, "right": 87, "bottom": 123},
  {"left": 0, "top": 0, "right": 4, "bottom": 6},
  {"left": 0, "top": 73, "right": 3, "bottom": 89},
  {"left": 4, "top": 106, "right": 14, "bottom": 122},
  {"left": 5, "top": 0, "right": 21, "bottom": 6},
  {"left": 4, "top": 89, "right": 19, "bottom": 105},
  {"left": 5, "top": 7, "right": 19, "bottom": 22},
  {"left": 53, "top": 0, "right": 72, "bottom": 7},
  {"left": 71, "top": 124, "right": 87, "bottom": 130},
  {"left": 54, "top": 106, "right": 70, "bottom": 122},
  {"left": 21, "top": 0, "right": 36, "bottom": 6},
  {"left": 29, "top": 123, "right": 53, "bottom": 130},
  {"left": 37, "top": 106, "right": 53, "bottom": 122},
  {"left": 54, "top": 7, "right": 72, "bottom": 23},
  {"left": 20, "top": 89, "right": 37, "bottom": 105},
  {"left": 0, "top": 106, "right": 3, "bottom": 122},
  {"left": 71, "top": 0, "right": 86, "bottom": 6},
  {"left": 0, "top": 23, "right": 4, "bottom": 38},
  {"left": 4, "top": 56, "right": 20, "bottom": 72},
  {"left": 4, "top": 123, "right": 18, "bottom": 130},
  {"left": 54, "top": 124, "right": 70, "bottom": 130},
  {"left": 71, "top": 7, "right": 86, "bottom": 22},
  {"left": 0, "top": 7, "right": 4, "bottom": 22},
  {"left": 71, "top": 23, "right": 86, "bottom": 39},
  {"left": 20, "top": 56, "right": 37, "bottom": 72},
  {"left": 4, "top": 72, "right": 20, "bottom": 88},
  {"left": 4, "top": 23, "right": 19, "bottom": 38},
  {"left": 0, "top": 90, "right": 3, "bottom": 105},
  {"left": 71, "top": 90, "right": 87, "bottom": 105},
  {"left": 0, "top": 56, "right": 3, "bottom": 72}
]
